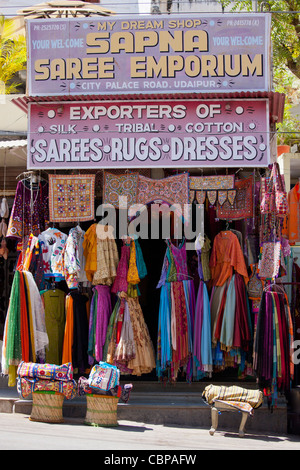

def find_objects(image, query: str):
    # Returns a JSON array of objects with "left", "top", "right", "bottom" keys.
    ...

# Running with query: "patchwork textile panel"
[
  {"left": 137, "top": 173, "right": 189, "bottom": 214},
  {"left": 17, "top": 361, "right": 74, "bottom": 382},
  {"left": 189, "top": 175, "right": 235, "bottom": 205},
  {"left": 17, "top": 377, "right": 77, "bottom": 400},
  {"left": 103, "top": 171, "right": 139, "bottom": 208},
  {"left": 49, "top": 174, "right": 95, "bottom": 222},
  {"left": 216, "top": 176, "right": 254, "bottom": 220}
]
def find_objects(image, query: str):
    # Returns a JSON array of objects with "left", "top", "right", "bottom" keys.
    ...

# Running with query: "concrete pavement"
[{"left": 0, "top": 412, "right": 300, "bottom": 450}]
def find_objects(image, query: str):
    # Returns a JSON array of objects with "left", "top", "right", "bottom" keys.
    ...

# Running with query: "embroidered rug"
[
  {"left": 49, "top": 174, "right": 95, "bottom": 222},
  {"left": 189, "top": 175, "right": 235, "bottom": 206},
  {"left": 216, "top": 176, "right": 253, "bottom": 220},
  {"left": 103, "top": 172, "right": 139, "bottom": 209},
  {"left": 137, "top": 173, "right": 189, "bottom": 216}
]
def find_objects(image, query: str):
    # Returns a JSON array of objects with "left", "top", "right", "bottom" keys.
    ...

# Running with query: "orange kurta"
[
  {"left": 62, "top": 294, "right": 74, "bottom": 364},
  {"left": 209, "top": 231, "right": 249, "bottom": 287},
  {"left": 282, "top": 183, "right": 300, "bottom": 244}
]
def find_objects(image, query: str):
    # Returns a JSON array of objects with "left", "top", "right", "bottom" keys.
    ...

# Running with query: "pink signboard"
[
  {"left": 26, "top": 14, "right": 271, "bottom": 96},
  {"left": 27, "top": 99, "right": 270, "bottom": 169}
]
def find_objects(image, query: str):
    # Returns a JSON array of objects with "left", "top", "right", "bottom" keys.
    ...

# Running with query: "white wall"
[{"left": 150, "top": 0, "right": 232, "bottom": 14}]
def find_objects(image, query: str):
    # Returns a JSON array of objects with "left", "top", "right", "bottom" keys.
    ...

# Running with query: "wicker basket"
[
  {"left": 29, "top": 391, "right": 64, "bottom": 423},
  {"left": 85, "top": 394, "right": 119, "bottom": 427}
]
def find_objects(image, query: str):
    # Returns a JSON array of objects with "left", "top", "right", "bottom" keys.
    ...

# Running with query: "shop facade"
[{"left": 2, "top": 9, "right": 297, "bottom": 415}]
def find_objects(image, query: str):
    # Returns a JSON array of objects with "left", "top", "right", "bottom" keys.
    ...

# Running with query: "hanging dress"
[
  {"left": 93, "top": 235, "right": 119, "bottom": 286},
  {"left": 6, "top": 179, "right": 49, "bottom": 250},
  {"left": 111, "top": 240, "right": 130, "bottom": 294},
  {"left": 38, "top": 227, "right": 67, "bottom": 281},
  {"left": 106, "top": 238, "right": 155, "bottom": 376},
  {"left": 193, "top": 246, "right": 213, "bottom": 380},
  {"left": 156, "top": 238, "right": 194, "bottom": 381},
  {"left": 88, "top": 285, "right": 112, "bottom": 364}
]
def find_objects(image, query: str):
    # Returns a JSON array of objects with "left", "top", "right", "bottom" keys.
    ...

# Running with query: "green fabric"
[
  {"left": 102, "top": 298, "right": 120, "bottom": 362},
  {"left": 5, "top": 271, "right": 22, "bottom": 370},
  {"left": 42, "top": 289, "right": 65, "bottom": 365},
  {"left": 88, "top": 289, "right": 98, "bottom": 361}
]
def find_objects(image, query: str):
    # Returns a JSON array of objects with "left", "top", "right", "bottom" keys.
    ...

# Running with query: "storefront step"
[
  {"left": 0, "top": 381, "right": 289, "bottom": 435},
  {"left": 5, "top": 391, "right": 287, "bottom": 436}
]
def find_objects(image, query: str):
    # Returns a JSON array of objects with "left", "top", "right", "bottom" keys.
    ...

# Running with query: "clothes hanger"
[{"left": 16, "top": 170, "right": 47, "bottom": 183}]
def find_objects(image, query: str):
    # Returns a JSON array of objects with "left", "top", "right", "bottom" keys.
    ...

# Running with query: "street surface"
[{"left": 0, "top": 412, "right": 300, "bottom": 453}]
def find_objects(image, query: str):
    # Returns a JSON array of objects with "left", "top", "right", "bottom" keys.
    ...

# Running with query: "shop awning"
[
  {"left": 0, "top": 139, "right": 27, "bottom": 166},
  {"left": 17, "top": 0, "right": 115, "bottom": 18},
  {"left": 12, "top": 91, "right": 285, "bottom": 124}
]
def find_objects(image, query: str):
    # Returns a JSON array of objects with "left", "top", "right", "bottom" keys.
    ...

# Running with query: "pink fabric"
[
  {"left": 167, "top": 239, "right": 189, "bottom": 282},
  {"left": 111, "top": 242, "right": 130, "bottom": 294}
]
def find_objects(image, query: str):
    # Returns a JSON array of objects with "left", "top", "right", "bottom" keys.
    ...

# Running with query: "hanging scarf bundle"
[
  {"left": 87, "top": 285, "right": 112, "bottom": 365},
  {"left": 253, "top": 287, "right": 294, "bottom": 408},
  {"left": 211, "top": 273, "right": 253, "bottom": 374},
  {"left": 192, "top": 247, "right": 213, "bottom": 380},
  {"left": 1, "top": 270, "right": 49, "bottom": 386},
  {"left": 156, "top": 238, "right": 195, "bottom": 382}
]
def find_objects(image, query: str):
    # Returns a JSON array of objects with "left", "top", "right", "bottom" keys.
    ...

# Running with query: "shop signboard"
[
  {"left": 26, "top": 13, "right": 271, "bottom": 96},
  {"left": 27, "top": 99, "right": 270, "bottom": 169}
]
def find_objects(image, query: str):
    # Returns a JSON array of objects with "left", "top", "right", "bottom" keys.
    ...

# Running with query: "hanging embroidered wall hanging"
[
  {"left": 49, "top": 174, "right": 95, "bottom": 222},
  {"left": 103, "top": 172, "right": 139, "bottom": 209},
  {"left": 137, "top": 173, "right": 189, "bottom": 215},
  {"left": 216, "top": 176, "right": 254, "bottom": 220},
  {"left": 189, "top": 175, "right": 235, "bottom": 206}
]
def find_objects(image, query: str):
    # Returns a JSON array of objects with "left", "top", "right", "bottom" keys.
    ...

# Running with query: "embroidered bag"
[
  {"left": 247, "top": 264, "right": 263, "bottom": 299},
  {"left": 17, "top": 361, "right": 73, "bottom": 382},
  {"left": 258, "top": 241, "right": 281, "bottom": 279},
  {"left": 273, "top": 163, "right": 288, "bottom": 218},
  {"left": 260, "top": 167, "right": 275, "bottom": 214},
  {"left": 88, "top": 362, "right": 120, "bottom": 391}
]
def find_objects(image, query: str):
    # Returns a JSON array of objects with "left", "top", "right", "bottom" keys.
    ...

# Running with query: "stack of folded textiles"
[
  {"left": 17, "top": 361, "right": 77, "bottom": 400},
  {"left": 78, "top": 361, "right": 133, "bottom": 403}
]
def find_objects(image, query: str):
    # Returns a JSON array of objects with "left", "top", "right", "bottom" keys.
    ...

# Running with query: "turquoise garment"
[
  {"left": 193, "top": 280, "right": 212, "bottom": 380},
  {"left": 220, "top": 275, "right": 236, "bottom": 349},
  {"left": 201, "top": 281, "right": 213, "bottom": 371},
  {"left": 183, "top": 280, "right": 193, "bottom": 354},
  {"left": 134, "top": 239, "right": 147, "bottom": 279},
  {"left": 87, "top": 289, "right": 98, "bottom": 363},
  {"left": 156, "top": 283, "right": 172, "bottom": 377}
]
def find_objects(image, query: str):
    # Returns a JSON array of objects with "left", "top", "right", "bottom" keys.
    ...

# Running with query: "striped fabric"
[
  {"left": 202, "top": 384, "right": 264, "bottom": 410},
  {"left": 213, "top": 399, "right": 254, "bottom": 415}
]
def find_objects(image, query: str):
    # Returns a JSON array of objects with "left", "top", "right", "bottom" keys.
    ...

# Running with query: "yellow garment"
[
  {"left": 83, "top": 224, "right": 97, "bottom": 282},
  {"left": 127, "top": 241, "right": 140, "bottom": 285},
  {"left": 8, "top": 365, "right": 17, "bottom": 387}
]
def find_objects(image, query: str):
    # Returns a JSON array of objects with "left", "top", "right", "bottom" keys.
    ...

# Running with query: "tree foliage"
[
  {"left": 220, "top": 0, "right": 300, "bottom": 143},
  {"left": 0, "top": 16, "right": 27, "bottom": 94},
  {"left": 220, "top": 0, "right": 300, "bottom": 80}
]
